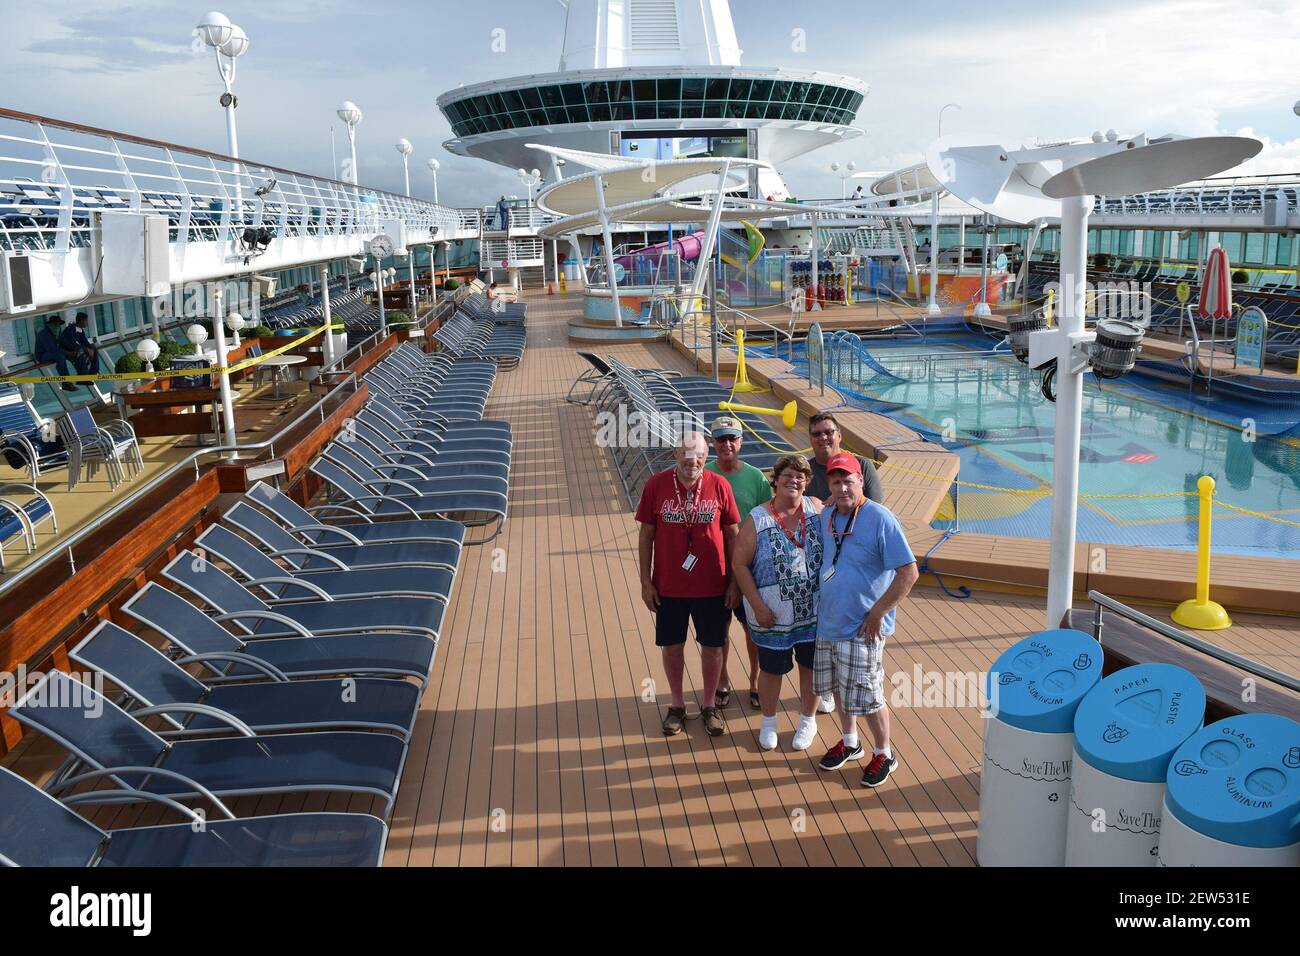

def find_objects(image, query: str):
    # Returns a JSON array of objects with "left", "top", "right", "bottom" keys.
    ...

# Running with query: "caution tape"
[
  {"left": 1212, "top": 500, "right": 1300, "bottom": 529},
  {"left": 2, "top": 324, "right": 342, "bottom": 385}
]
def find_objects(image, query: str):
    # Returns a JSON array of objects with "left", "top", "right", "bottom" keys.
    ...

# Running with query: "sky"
[{"left": 2, "top": 0, "right": 1298, "bottom": 207}]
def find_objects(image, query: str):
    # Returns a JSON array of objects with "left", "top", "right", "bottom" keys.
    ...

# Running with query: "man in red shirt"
[{"left": 636, "top": 431, "right": 741, "bottom": 737}]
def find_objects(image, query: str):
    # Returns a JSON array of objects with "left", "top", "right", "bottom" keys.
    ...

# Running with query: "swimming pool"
[{"left": 777, "top": 333, "right": 1300, "bottom": 557}]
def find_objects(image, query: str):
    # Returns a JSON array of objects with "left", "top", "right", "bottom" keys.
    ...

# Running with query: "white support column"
[
  {"left": 810, "top": 212, "right": 821, "bottom": 311},
  {"left": 442, "top": 241, "right": 451, "bottom": 297},
  {"left": 408, "top": 253, "right": 417, "bottom": 319},
  {"left": 927, "top": 191, "right": 941, "bottom": 315},
  {"left": 1016, "top": 220, "right": 1045, "bottom": 301},
  {"left": 686, "top": 161, "right": 732, "bottom": 317},
  {"left": 374, "top": 262, "right": 387, "bottom": 334},
  {"left": 957, "top": 214, "right": 966, "bottom": 276},
  {"left": 1045, "top": 194, "right": 1093, "bottom": 628},
  {"left": 974, "top": 212, "right": 992, "bottom": 317},
  {"left": 594, "top": 172, "right": 623, "bottom": 327},
  {"left": 211, "top": 284, "right": 238, "bottom": 458},
  {"left": 320, "top": 264, "right": 336, "bottom": 368}
]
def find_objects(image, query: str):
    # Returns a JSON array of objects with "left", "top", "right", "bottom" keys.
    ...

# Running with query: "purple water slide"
[{"left": 613, "top": 231, "right": 705, "bottom": 270}]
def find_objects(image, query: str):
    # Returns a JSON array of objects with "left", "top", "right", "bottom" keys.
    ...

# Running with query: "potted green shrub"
[
  {"left": 1231, "top": 269, "right": 1249, "bottom": 286},
  {"left": 387, "top": 311, "right": 412, "bottom": 339},
  {"left": 443, "top": 278, "right": 460, "bottom": 291},
  {"left": 114, "top": 352, "right": 143, "bottom": 392}
]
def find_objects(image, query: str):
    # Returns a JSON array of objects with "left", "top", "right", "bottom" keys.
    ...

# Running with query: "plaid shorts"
[{"left": 812, "top": 636, "right": 887, "bottom": 716}]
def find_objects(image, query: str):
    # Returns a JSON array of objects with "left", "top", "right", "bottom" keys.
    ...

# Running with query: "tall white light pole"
[
  {"left": 927, "top": 103, "right": 961, "bottom": 316},
  {"left": 396, "top": 138, "right": 412, "bottom": 196},
  {"left": 196, "top": 12, "right": 249, "bottom": 159},
  {"left": 337, "top": 101, "right": 363, "bottom": 184},
  {"left": 427, "top": 158, "right": 441, "bottom": 204}
]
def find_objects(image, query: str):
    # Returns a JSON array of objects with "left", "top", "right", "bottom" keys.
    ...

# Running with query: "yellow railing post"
[
  {"left": 1171, "top": 475, "right": 1232, "bottom": 631},
  {"left": 731, "top": 328, "right": 761, "bottom": 394}
]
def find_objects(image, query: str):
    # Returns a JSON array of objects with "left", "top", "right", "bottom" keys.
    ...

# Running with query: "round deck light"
[
  {"left": 196, "top": 11, "right": 233, "bottom": 48},
  {"left": 1008, "top": 312, "right": 1046, "bottom": 365},
  {"left": 136, "top": 338, "right": 160, "bottom": 373},
  {"left": 219, "top": 23, "right": 249, "bottom": 59},
  {"left": 1089, "top": 318, "right": 1145, "bottom": 378},
  {"left": 225, "top": 311, "right": 245, "bottom": 346},
  {"left": 185, "top": 324, "right": 210, "bottom": 354}
]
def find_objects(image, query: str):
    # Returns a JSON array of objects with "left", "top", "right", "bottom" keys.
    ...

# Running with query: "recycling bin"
[
  {"left": 1158, "top": 713, "right": 1300, "bottom": 867},
  {"left": 977, "top": 628, "right": 1103, "bottom": 867},
  {"left": 1065, "top": 663, "right": 1205, "bottom": 866}
]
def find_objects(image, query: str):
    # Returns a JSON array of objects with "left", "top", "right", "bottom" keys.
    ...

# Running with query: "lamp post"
[
  {"left": 396, "top": 139, "right": 412, "bottom": 196},
  {"left": 426, "top": 158, "right": 440, "bottom": 204},
  {"left": 195, "top": 12, "right": 249, "bottom": 159},
  {"left": 518, "top": 167, "right": 542, "bottom": 204},
  {"left": 336, "top": 101, "right": 363, "bottom": 184},
  {"left": 926, "top": 103, "right": 961, "bottom": 317},
  {"left": 224, "top": 310, "right": 245, "bottom": 348},
  {"left": 829, "top": 160, "right": 857, "bottom": 200}
]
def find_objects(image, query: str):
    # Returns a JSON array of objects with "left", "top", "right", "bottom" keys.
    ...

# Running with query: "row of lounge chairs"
[
  {"left": 570, "top": 353, "right": 797, "bottom": 506},
  {"left": 0, "top": 326, "right": 526, "bottom": 865}
]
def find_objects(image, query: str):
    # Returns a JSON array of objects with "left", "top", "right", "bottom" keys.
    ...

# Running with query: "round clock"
[{"left": 369, "top": 234, "right": 394, "bottom": 260}]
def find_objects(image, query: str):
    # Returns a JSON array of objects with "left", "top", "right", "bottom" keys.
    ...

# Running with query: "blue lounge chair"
[
  {"left": 0, "top": 765, "right": 387, "bottom": 867},
  {"left": 226, "top": 498, "right": 461, "bottom": 570},
  {"left": 70, "top": 621, "right": 421, "bottom": 740},
  {"left": 245, "top": 480, "right": 467, "bottom": 547},
  {"left": 122, "top": 583, "right": 435, "bottom": 685},
  {"left": 0, "top": 382, "right": 68, "bottom": 483},
  {"left": 161, "top": 550, "right": 445, "bottom": 639},
  {"left": 11, "top": 671, "right": 406, "bottom": 819},
  {"left": 194, "top": 523, "right": 456, "bottom": 602}
]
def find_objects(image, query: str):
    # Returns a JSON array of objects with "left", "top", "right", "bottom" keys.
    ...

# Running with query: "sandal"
[
  {"left": 715, "top": 686, "right": 731, "bottom": 708},
  {"left": 749, "top": 690, "right": 761, "bottom": 710},
  {"left": 662, "top": 706, "right": 687, "bottom": 736}
]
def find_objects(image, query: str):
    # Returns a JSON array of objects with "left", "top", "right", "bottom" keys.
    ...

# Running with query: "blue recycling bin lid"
[
  {"left": 985, "top": 629, "right": 1103, "bottom": 734},
  {"left": 1165, "top": 714, "right": 1300, "bottom": 849},
  {"left": 1074, "top": 663, "right": 1205, "bottom": 782}
]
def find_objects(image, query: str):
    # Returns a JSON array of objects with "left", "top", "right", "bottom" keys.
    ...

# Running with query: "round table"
[{"left": 258, "top": 354, "right": 307, "bottom": 399}]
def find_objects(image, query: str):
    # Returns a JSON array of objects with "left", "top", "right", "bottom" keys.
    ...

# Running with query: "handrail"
[
  {"left": 0, "top": 364, "right": 365, "bottom": 598},
  {"left": 1085, "top": 591, "right": 1300, "bottom": 694}
]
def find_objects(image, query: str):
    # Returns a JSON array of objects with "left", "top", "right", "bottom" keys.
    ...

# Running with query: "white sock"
[
  {"left": 874, "top": 745, "right": 892, "bottom": 759},
  {"left": 761, "top": 716, "right": 778, "bottom": 735},
  {"left": 843, "top": 732, "right": 859, "bottom": 750},
  {"left": 798, "top": 714, "right": 817, "bottom": 731}
]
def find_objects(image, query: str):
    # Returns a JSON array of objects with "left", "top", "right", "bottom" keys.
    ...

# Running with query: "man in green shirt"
[{"left": 706, "top": 415, "right": 772, "bottom": 710}]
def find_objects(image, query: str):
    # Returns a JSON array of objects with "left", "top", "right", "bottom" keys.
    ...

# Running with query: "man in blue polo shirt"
[{"left": 813, "top": 453, "right": 919, "bottom": 788}]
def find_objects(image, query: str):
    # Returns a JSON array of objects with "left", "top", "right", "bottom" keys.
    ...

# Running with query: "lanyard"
[
  {"left": 768, "top": 501, "right": 806, "bottom": 550},
  {"left": 674, "top": 474, "right": 703, "bottom": 550},
  {"left": 827, "top": 500, "right": 863, "bottom": 569}
]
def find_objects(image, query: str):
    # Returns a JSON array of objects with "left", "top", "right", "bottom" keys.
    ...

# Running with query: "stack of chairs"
[
  {"left": 311, "top": 340, "right": 514, "bottom": 544},
  {"left": 586, "top": 355, "right": 799, "bottom": 506},
  {"left": 460, "top": 290, "right": 526, "bottom": 325}
]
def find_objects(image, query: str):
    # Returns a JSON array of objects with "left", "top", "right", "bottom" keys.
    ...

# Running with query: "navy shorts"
[
  {"left": 729, "top": 604, "right": 751, "bottom": 630},
  {"left": 655, "top": 595, "right": 729, "bottom": 648},
  {"left": 756, "top": 640, "right": 816, "bottom": 676}
]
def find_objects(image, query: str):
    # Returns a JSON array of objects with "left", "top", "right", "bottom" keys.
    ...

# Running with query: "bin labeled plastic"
[
  {"left": 1159, "top": 713, "right": 1300, "bottom": 867},
  {"left": 977, "top": 629, "right": 1103, "bottom": 867},
  {"left": 1065, "top": 663, "right": 1205, "bottom": 866}
]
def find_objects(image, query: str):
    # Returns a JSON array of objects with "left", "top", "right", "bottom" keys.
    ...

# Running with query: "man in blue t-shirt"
[{"left": 813, "top": 453, "right": 918, "bottom": 788}]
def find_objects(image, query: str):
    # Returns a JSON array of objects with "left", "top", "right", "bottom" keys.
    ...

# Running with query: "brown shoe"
[
  {"left": 662, "top": 706, "right": 687, "bottom": 736},
  {"left": 700, "top": 706, "right": 726, "bottom": 737}
]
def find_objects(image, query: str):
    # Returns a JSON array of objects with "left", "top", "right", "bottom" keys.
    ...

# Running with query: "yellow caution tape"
[{"left": 2, "top": 324, "right": 342, "bottom": 384}]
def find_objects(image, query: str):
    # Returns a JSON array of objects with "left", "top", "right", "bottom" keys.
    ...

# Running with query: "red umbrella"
[{"left": 1197, "top": 246, "right": 1232, "bottom": 320}]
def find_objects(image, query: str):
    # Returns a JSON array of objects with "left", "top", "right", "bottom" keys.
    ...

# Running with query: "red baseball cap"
[{"left": 825, "top": 452, "right": 862, "bottom": 476}]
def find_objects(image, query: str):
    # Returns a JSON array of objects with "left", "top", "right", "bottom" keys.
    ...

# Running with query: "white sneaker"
[
  {"left": 759, "top": 726, "right": 778, "bottom": 750},
  {"left": 792, "top": 719, "right": 818, "bottom": 751},
  {"left": 817, "top": 693, "right": 836, "bottom": 714}
]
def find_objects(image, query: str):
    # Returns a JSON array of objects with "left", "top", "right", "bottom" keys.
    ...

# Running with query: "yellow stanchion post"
[
  {"left": 1171, "top": 475, "right": 1232, "bottom": 631},
  {"left": 730, "top": 329, "right": 762, "bottom": 394}
]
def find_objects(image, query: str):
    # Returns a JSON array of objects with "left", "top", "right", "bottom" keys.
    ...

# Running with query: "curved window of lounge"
[{"left": 442, "top": 79, "right": 862, "bottom": 137}]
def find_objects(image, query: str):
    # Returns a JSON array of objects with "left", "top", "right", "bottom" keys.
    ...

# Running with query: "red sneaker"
[{"left": 818, "top": 740, "right": 864, "bottom": 771}]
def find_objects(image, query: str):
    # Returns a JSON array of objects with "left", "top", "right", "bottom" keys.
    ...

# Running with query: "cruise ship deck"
[{"left": 9, "top": 290, "right": 1293, "bottom": 867}]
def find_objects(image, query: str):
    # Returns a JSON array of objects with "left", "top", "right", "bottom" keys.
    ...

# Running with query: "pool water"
[{"left": 781, "top": 334, "right": 1300, "bottom": 556}]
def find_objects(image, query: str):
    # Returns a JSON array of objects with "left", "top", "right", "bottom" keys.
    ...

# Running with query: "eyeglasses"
[
  {"left": 777, "top": 473, "right": 808, "bottom": 484},
  {"left": 714, "top": 435, "right": 740, "bottom": 443},
  {"left": 810, "top": 429, "right": 837, "bottom": 439}
]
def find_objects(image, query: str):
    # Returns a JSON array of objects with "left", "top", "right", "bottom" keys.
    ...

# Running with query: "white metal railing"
[{"left": 0, "top": 108, "right": 481, "bottom": 254}]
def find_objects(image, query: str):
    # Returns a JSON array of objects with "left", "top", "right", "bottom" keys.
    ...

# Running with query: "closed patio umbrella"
[{"left": 1196, "top": 245, "right": 1233, "bottom": 373}]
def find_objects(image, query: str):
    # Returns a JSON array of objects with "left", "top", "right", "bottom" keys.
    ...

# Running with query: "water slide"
[{"left": 613, "top": 231, "right": 705, "bottom": 271}]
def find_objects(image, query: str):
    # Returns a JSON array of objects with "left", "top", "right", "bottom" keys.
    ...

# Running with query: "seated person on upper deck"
[{"left": 34, "top": 316, "right": 78, "bottom": 391}]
